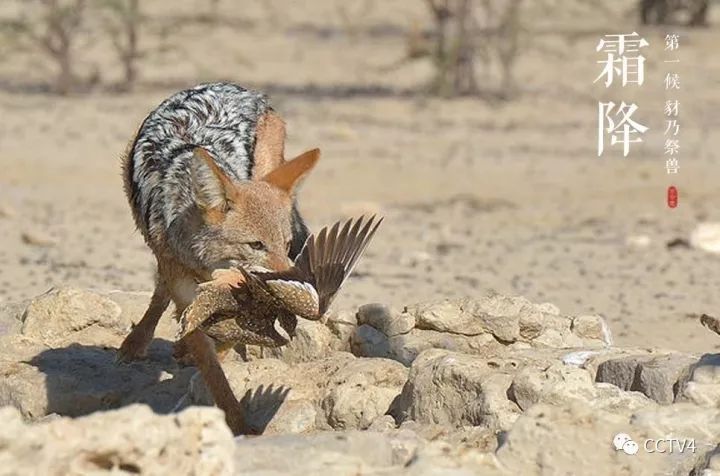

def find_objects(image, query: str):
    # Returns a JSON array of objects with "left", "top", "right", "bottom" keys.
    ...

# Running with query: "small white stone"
[
  {"left": 562, "top": 350, "right": 604, "bottom": 367},
  {"left": 625, "top": 234, "right": 651, "bottom": 248},
  {"left": 690, "top": 223, "right": 720, "bottom": 254}
]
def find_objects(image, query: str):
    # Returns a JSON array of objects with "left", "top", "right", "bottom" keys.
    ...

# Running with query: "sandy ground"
[{"left": 0, "top": 1, "right": 719, "bottom": 353}]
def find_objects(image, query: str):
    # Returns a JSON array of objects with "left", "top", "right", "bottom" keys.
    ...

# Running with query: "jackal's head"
[{"left": 187, "top": 147, "right": 319, "bottom": 278}]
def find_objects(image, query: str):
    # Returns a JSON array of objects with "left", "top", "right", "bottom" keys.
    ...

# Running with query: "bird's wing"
[{"left": 257, "top": 215, "right": 383, "bottom": 319}]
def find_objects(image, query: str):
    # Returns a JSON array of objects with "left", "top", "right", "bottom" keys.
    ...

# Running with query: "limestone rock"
[
  {"left": 351, "top": 324, "right": 393, "bottom": 360},
  {"left": 508, "top": 362, "right": 598, "bottom": 411},
  {"left": 323, "top": 357, "right": 407, "bottom": 430},
  {"left": 694, "top": 445, "right": 720, "bottom": 476},
  {"left": 21, "top": 288, "right": 123, "bottom": 346},
  {"left": 234, "top": 430, "right": 418, "bottom": 475},
  {"left": 185, "top": 352, "right": 407, "bottom": 434},
  {"left": 406, "top": 439, "right": 503, "bottom": 475},
  {"left": 495, "top": 402, "right": 685, "bottom": 476},
  {"left": 632, "top": 403, "right": 720, "bottom": 445},
  {"left": 2, "top": 289, "right": 717, "bottom": 476},
  {"left": 631, "top": 403, "right": 720, "bottom": 474},
  {"left": 572, "top": 314, "right": 613, "bottom": 344},
  {"left": 0, "top": 338, "right": 191, "bottom": 419},
  {"left": 233, "top": 428, "right": 504, "bottom": 475},
  {"left": 15, "top": 288, "right": 177, "bottom": 348},
  {"left": 357, "top": 303, "right": 414, "bottom": 337},
  {"left": 592, "top": 382, "right": 655, "bottom": 415},
  {"left": 367, "top": 414, "right": 397, "bottom": 432},
  {"left": 262, "top": 319, "right": 342, "bottom": 363},
  {"left": 0, "top": 405, "right": 235, "bottom": 476},
  {"left": 351, "top": 295, "right": 611, "bottom": 367},
  {"left": 596, "top": 352, "right": 697, "bottom": 404},
  {"left": 0, "top": 299, "right": 25, "bottom": 337},
  {"left": 507, "top": 353, "right": 654, "bottom": 415},
  {"left": 102, "top": 289, "right": 179, "bottom": 340},
  {"left": 390, "top": 349, "right": 523, "bottom": 431},
  {"left": 679, "top": 353, "right": 720, "bottom": 407},
  {"left": 409, "top": 299, "right": 490, "bottom": 336},
  {"left": 325, "top": 308, "right": 358, "bottom": 349},
  {"left": 393, "top": 348, "right": 656, "bottom": 434},
  {"left": 0, "top": 289, "right": 191, "bottom": 420},
  {"left": 580, "top": 347, "right": 657, "bottom": 379},
  {"left": 408, "top": 294, "right": 555, "bottom": 342},
  {"left": 351, "top": 325, "right": 505, "bottom": 366},
  {"left": 186, "top": 357, "right": 328, "bottom": 434}
]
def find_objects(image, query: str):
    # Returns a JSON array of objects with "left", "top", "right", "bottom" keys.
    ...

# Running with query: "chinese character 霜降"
[
  {"left": 595, "top": 32, "right": 649, "bottom": 87},
  {"left": 598, "top": 101, "right": 649, "bottom": 157}
]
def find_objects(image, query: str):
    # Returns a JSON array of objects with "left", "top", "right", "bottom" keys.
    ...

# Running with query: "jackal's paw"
[{"left": 116, "top": 328, "right": 152, "bottom": 363}]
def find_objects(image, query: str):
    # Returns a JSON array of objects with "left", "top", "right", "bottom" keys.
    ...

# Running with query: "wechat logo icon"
[{"left": 613, "top": 433, "right": 639, "bottom": 455}]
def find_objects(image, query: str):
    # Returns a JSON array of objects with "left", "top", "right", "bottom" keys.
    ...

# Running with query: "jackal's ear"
[
  {"left": 262, "top": 148, "right": 320, "bottom": 194},
  {"left": 190, "top": 147, "right": 235, "bottom": 212}
]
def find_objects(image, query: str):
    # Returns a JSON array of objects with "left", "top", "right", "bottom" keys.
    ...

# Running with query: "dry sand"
[{"left": 0, "top": 0, "right": 719, "bottom": 353}]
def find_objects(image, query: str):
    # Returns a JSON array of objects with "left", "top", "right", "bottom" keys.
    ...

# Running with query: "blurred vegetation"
[
  {"left": 98, "top": 0, "right": 141, "bottom": 92},
  {"left": 640, "top": 0, "right": 709, "bottom": 26},
  {"left": 3, "top": 0, "right": 90, "bottom": 95},
  {"left": 0, "top": 0, "right": 712, "bottom": 98},
  {"left": 405, "top": 0, "right": 710, "bottom": 98},
  {"left": 0, "top": 0, "right": 177, "bottom": 94},
  {"left": 405, "top": 0, "right": 619, "bottom": 99},
  {"left": 421, "top": 0, "right": 523, "bottom": 98}
]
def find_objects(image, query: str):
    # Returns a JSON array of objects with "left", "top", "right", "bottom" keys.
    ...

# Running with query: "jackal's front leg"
[
  {"left": 117, "top": 282, "right": 170, "bottom": 362},
  {"left": 182, "top": 330, "right": 257, "bottom": 435}
]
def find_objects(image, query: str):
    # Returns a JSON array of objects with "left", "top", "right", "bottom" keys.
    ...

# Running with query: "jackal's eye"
[{"left": 247, "top": 241, "right": 266, "bottom": 251}]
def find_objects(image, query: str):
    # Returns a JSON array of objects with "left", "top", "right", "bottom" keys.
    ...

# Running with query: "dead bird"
[{"left": 177, "top": 214, "right": 383, "bottom": 351}]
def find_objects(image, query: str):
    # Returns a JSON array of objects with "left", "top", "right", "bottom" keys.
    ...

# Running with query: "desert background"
[
  {"left": 1, "top": 0, "right": 718, "bottom": 353},
  {"left": 2, "top": 1, "right": 720, "bottom": 474}
]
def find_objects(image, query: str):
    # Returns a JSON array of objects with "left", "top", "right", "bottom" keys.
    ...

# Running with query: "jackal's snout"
[{"left": 268, "top": 253, "right": 293, "bottom": 272}]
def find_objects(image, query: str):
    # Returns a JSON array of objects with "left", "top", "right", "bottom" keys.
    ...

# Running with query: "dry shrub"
[
  {"left": 7, "top": 0, "right": 89, "bottom": 94},
  {"left": 98, "top": 0, "right": 142, "bottom": 91}
]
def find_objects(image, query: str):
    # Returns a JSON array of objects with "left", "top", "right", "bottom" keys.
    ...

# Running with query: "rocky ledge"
[{"left": 1, "top": 287, "right": 719, "bottom": 475}]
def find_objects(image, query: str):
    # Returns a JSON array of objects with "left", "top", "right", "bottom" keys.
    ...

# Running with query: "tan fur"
[
  {"left": 252, "top": 111, "right": 287, "bottom": 179},
  {"left": 262, "top": 148, "right": 320, "bottom": 194},
  {"left": 118, "top": 125, "right": 320, "bottom": 435}
]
